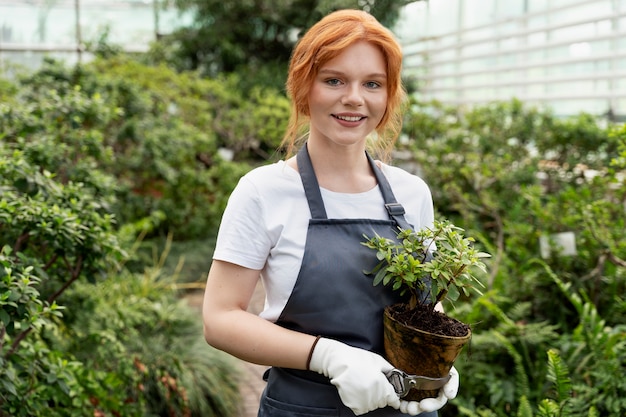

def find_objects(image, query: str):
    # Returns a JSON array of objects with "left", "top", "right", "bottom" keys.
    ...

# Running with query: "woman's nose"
[{"left": 341, "top": 84, "right": 364, "bottom": 106}]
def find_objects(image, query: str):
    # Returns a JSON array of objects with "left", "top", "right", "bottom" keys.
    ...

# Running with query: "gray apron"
[{"left": 258, "top": 144, "right": 437, "bottom": 417}]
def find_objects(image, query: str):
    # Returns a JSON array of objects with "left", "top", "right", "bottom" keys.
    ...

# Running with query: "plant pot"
[{"left": 383, "top": 304, "right": 471, "bottom": 401}]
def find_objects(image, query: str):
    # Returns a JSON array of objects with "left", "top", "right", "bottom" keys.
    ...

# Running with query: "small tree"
[{"left": 363, "top": 219, "right": 489, "bottom": 312}]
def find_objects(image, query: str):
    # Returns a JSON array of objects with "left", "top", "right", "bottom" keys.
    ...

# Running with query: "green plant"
[
  {"left": 362, "top": 219, "right": 490, "bottom": 312},
  {"left": 456, "top": 349, "right": 598, "bottom": 417},
  {"left": 59, "top": 265, "right": 242, "bottom": 417},
  {"left": 0, "top": 138, "right": 131, "bottom": 415}
]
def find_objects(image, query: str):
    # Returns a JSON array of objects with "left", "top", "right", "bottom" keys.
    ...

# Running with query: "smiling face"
[{"left": 307, "top": 41, "right": 388, "bottom": 150}]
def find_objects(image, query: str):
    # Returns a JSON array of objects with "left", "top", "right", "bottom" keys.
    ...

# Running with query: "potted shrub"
[{"left": 362, "top": 219, "right": 490, "bottom": 401}]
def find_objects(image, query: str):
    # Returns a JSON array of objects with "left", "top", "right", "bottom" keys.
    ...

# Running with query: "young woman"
[{"left": 202, "top": 9, "right": 459, "bottom": 417}]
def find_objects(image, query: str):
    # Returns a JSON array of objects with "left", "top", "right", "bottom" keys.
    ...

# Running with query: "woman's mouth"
[{"left": 332, "top": 114, "right": 365, "bottom": 122}]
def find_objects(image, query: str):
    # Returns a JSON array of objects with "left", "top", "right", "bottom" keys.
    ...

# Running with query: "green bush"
[
  {"left": 402, "top": 99, "right": 626, "bottom": 416},
  {"left": 0, "top": 74, "right": 244, "bottom": 415},
  {"left": 59, "top": 270, "right": 241, "bottom": 417},
  {"left": 5, "top": 57, "right": 272, "bottom": 241},
  {"left": 0, "top": 142, "right": 128, "bottom": 415}
]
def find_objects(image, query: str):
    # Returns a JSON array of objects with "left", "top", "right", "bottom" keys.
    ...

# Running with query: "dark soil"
[{"left": 389, "top": 303, "right": 470, "bottom": 337}]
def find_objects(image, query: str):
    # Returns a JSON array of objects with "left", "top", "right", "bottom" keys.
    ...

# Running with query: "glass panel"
[
  {"left": 560, "top": 1, "right": 613, "bottom": 21},
  {"left": 427, "top": 0, "right": 460, "bottom": 37},
  {"left": 614, "top": 58, "right": 626, "bottom": 70},
  {"left": 527, "top": 32, "right": 547, "bottom": 45},
  {"left": 596, "top": 19, "right": 614, "bottom": 35},
  {"left": 434, "top": 49, "right": 458, "bottom": 62},
  {"left": 0, "top": 3, "right": 47, "bottom": 44},
  {"left": 494, "top": 0, "right": 525, "bottom": 20},
  {"left": 527, "top": 66, "right": 546, "bottom": 78},
  {"left": 462, "top": 42, "right": 496, "bottom": 57},
  {"left": 0, "top": 1, "right": 188, "bottom": 46},
  {"left": 593, "top": 60, "right": 611, "bottom": 71},
  {"left": 551, "top": 23, "right": 595, "bottom": 42},
  {"left": 527, "top": 0, "right": 549, "bottom": 13},
  {"left": 462, "top": 0, "right": 495, "bottom": 29},
  {"left": 395, "top": 1, "right": 429, "bottom": 41},
  {"left": 462, "top": 27, "right": 495, "bottom": 43},
  {"left": 527, "top": 83, "right": 545, "bottom": 96}
]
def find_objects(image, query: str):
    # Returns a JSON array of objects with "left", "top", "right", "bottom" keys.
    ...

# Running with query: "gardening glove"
[
  {"left": 308, "top": 337, "right": 401, "bottom": 415},
  {"left": 399, "top": 366, "right": 459, "bottom": 416}
]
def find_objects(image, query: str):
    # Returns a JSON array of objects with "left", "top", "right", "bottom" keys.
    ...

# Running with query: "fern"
[
  {"left": 536, "top": 399, "right": 560, "bottom": 417},
  {"left": 493, "top": 331, "right": 531, "bottom": 400},
  {"left": 456, "top": 405, "right": 499, "bottom": 417},
  {"left": 533, "top": 260, "right": 626, "bottom": 416},
  {"left": 545, "top": 349, "right": 572, "bottom": 413},
  {"left": 517, "top": 395, "right": 533, "bottom": 417}
]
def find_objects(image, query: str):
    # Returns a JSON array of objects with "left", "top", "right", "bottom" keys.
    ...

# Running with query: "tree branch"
[
  {"left": 47, "top": 254, "right": 83, "bottom": 304},
  {"left": 6, "top": 255, "right": 84, "bottom": 358},
  {"left": 13, "top": 231, "right": 30, "bottom": 253}
]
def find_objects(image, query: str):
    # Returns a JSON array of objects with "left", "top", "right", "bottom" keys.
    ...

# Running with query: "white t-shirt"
[{"left": 213, "top": 160, "right": 434, "bottom": 321}]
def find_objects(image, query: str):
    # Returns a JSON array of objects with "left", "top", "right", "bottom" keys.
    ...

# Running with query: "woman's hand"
[
  {"left": 308, "top": 338, "right": 401, "bottom": 415},
  {"left": 399, "top": 366, "right": 459, "bottom": 415}
]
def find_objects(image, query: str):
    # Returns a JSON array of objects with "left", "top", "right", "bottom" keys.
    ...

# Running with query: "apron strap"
[
  {"left": 366, "top": 152, "right": 412, "bottom": 231},
  {"left": 296, "top": 143, "right": 411, "bottom": 229},
  {"left": 297, "top": 143, "right": 328, "bottom": 219}
]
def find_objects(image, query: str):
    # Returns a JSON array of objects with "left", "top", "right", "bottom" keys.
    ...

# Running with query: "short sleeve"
[{"left": 212, "top": 176, "right": 273, "bottom": 270}]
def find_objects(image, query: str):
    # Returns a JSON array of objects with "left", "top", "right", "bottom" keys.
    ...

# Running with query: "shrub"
[
  {"left": 402, "top": 99, "right": 625, "bottom": 416},
  {"left": 59, "top": 270, "right": 242, "bottom": 417},
  {"left": 0, "top": 76, "right": 243, "bottom": 415},
  {"left": 0, "top": 140, "right": 127, "bottom": 416},
  {"left": 7, "top": 57, "right": 259, "bottom": 241}
]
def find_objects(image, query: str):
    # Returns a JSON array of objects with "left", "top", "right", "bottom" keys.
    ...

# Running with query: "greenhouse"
[
  {"left": 1, "top": 1, "right": 625, "bottom": 417},
  {"left": 0, "top": 0, "right": 188, "bottom": 67}
]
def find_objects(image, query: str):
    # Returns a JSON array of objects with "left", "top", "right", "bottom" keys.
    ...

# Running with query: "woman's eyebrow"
[{"left": 318, "top": 69, "right": 387, "bottom": 79}]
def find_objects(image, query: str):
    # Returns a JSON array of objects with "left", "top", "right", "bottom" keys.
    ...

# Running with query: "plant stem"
[{"left": 435, "top": 288, "right": 448, "bottom": 308}]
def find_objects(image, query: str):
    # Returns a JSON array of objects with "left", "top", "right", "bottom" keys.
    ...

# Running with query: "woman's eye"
[
  {"left": 365, "top": 81, "right": 381, "bottom": 89},
  {"left": 326, "top": 78, "right": 342, "bottom": 86}
]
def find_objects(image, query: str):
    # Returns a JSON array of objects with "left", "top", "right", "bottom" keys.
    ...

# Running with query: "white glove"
[
  {"left": 399, "top": 366, "right": 459, "bottom": 416},
  {"left": 308, "top": 338, "right": 401, "bottom": 415}
]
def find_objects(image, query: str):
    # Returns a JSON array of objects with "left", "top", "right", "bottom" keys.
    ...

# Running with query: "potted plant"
[{"left": 362, "top": 219, "right": 490, "bottom": 401}]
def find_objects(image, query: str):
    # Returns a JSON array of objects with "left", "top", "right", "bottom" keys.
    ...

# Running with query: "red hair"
[{"left": 282, "top": 9, "right": 407, "bottom": 161}]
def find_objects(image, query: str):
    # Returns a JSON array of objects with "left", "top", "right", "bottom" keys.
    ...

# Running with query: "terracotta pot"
[{"left": 383, "top": 304, "right": 471, "bottom": 401}]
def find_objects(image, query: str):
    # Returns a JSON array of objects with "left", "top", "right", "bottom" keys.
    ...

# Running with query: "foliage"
[
  {"left": 542, "top": 262, "right": 626, "bottom": 416},
  {"left": 401, "top": 99, "right": 625, "bottom": 416},
  {"left": 59, "top": 269, "right": 241, "bottom": 417},
  {"left": 450, "top": 292, "right": 560, "bottom": 415},
  {"left": 0, "top": 247, "right": 85, "bottom": 416},
  {"left": 362, "top": 219, "right": 489, "bottom": 311},
  {"left": 0, "top": 144, "right": 124, "bottom": 341},
  {"left": 3, "top": 57, "right": 266, "bottom": 240},
  {"left": 0, "top": 137, "right": 132, "bottom": 415},
  {"left": 403, "top": 98, "right": 625, "bottom": 324},
  {"left": 130, "top": 235, "right": 218, "bottom": 284},
  {"left": 162, "top": 0, "right": 417, "bottom": 84},
  {"left": 451, "top": 265, "right": 625, "bottom": 417},
  {"left": 611, "top": 123, "right": 626, "bottom": 170},
  {"left": 0, "top": 67, "right": 245, "bottom": 415}
]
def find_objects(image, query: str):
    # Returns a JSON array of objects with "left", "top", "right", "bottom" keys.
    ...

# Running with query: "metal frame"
[
  {"left": 402, "top": 0, "right": 626, "bottom": 114},
  {"left": 0, "top": 0, "right": 161, "bottom": 62}
]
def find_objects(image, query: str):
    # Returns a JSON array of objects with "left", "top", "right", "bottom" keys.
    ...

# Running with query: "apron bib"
[{"left": 258, "top": 144, "right": 437, "bottom": 417}]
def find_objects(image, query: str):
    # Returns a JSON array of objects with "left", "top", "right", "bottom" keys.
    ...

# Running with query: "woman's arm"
[{"left": 202, "top": 259, "right": 316, "bottom": 369}]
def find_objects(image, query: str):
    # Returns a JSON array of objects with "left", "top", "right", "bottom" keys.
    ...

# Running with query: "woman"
[{"left": 202, "top": 9, "right": 459, "bottom": 417}]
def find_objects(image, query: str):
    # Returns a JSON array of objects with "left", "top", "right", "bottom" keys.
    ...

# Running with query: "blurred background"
[
  {"left": 2, "top": 0, "right": 626, "bottom": 119},
  {"left": 1, "top": 2, "right": 625, "bottom": 417}
]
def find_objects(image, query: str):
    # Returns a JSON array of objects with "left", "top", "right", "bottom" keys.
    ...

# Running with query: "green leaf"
[
  {"left": 447, "top": 284, "right": 460, "bottom": 301},
  {"left": 373, "top": 268, "right": 386, "bottom": 286},
  {"left": 0, "top": 309, "right": 10, "bottom": 325}
]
